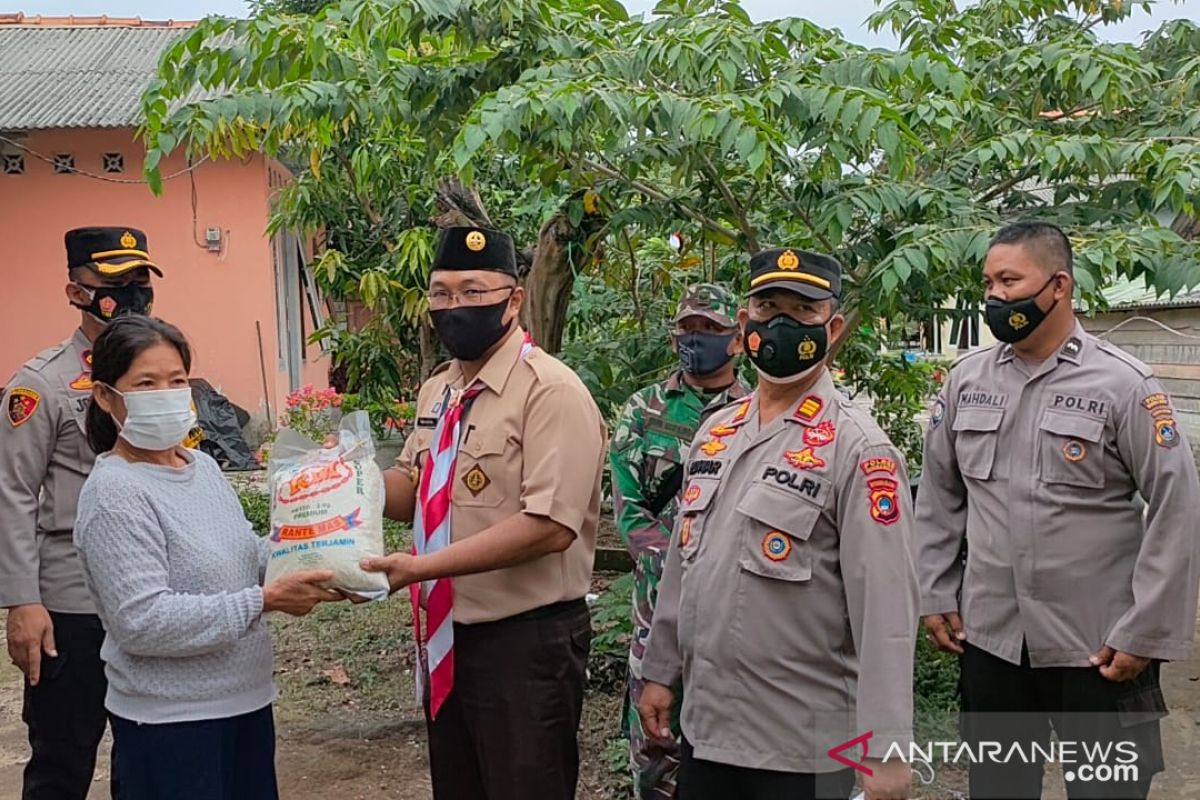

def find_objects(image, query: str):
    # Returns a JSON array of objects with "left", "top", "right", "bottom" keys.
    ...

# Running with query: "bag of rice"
[{"left": 265, "top": 410, "right": 391, "bottom": 601}]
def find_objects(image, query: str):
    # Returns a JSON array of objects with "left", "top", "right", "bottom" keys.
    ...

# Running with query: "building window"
[
  {"left": 53, "top": 153, "right": 74, "bottom": 174},
  {"left": 2, "top": 153, "right": 22, "bottom": 174},
  {"left": 102, "top": 152, "right": 124, "bottom": 173}
]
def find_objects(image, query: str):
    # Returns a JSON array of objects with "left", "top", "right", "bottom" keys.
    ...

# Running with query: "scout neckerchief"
[{"left": 411, "top": 331, "right": 535, "bottom": 719}]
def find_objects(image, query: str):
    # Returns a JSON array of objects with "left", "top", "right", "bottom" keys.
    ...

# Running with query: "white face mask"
[
  {"left": 108, "top": 386, "right": 196, "bottom": 451},
  {"left": 754, "top": 362, "right": 822, "bottom": 387}
]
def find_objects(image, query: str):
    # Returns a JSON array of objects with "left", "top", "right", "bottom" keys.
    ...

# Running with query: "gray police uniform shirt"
[
  {"left": 0, "top": 329, "right": 97, "bottom": 613},
  {"left": 917, "top": 321, "right": 1200, "bottom": 667},
  {"left": 642, "top": 369, "right": 919, "bottom": 773}
]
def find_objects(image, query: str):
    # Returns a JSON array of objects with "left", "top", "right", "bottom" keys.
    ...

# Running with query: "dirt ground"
[{"left": 2, "top": 600, "right": 1198, "bottom": 800}]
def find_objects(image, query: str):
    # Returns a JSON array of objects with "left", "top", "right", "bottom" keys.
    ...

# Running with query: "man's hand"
[
  {"left": 361, "top": 553, "right": 421, "bottom": 593},
  {"left": 7, "top": 604, "right": 56, "bottom": 686},
  {"left": 637, "top": 681, "right": 675, "bottom": 744},
  {"left": 1091, "top": 646, "right": 1152, "bottom": 682},
  {"left": 262, "top": 570, "right": 341, "bottom": 616},
  {"left": 862, "top": 758, "right": 911, "bottom": 800},
  {"left": 922, "top": 612, "right": 965, "bottom": 655}
]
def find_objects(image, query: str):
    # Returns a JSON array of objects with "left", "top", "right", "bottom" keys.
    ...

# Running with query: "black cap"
[
  {"left": 748, "top": 248, "right": 840, "bottom": 300},
  {"left": 66, "top": 227, "right": 162, "bottom": 277},
  {"left": 432, "top": 226, "right": 518, "bottom": 277}
]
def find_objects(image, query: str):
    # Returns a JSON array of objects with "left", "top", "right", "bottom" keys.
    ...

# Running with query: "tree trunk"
[
  {"left": 526, "top": 212, "right": 578, "bottom": 353},
  {"left": 418, "top": 320, "right": 438, "bottom": 379},
  {"left": 828, "top": 305, "right": 862, "bottom": 364},
  {"left": 1172, "top": 212, "right": 1199, "bottom": 240}
]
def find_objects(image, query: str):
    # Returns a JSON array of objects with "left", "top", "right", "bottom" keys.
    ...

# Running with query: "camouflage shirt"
[{"left": 610, "top": 371, "right": 750, "bottom": 673}]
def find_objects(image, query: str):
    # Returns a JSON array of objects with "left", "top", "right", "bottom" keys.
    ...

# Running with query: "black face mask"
[
  {"left": 984, "top": 275, "right": 1059, "bottom": 343},
  {"left": 744, "top": 314, "right": 828, "bottom": 381},
  {"left": 677, "top": 332, "right": 736, "bottom": 377},
  {"left": 73, "top": 283, "right": 154, "bottom": 321},
  {"left": 430, "top": 297, "right": 513, "bottom": 361}
]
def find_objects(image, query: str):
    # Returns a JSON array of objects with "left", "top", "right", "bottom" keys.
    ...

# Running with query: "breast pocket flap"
[{"left": 1039, "top": 409, "right": 1105, "bottom": 442}]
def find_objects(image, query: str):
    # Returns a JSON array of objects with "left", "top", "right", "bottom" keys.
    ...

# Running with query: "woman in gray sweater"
[{"left": 74, "top": 316, "right": 341, "bottom": 800}]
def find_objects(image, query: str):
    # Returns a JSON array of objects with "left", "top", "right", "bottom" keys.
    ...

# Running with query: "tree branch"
[
  {"left": 974, "top": 164, "right": 1040, "bottom": 205},
  {"left": 584, "top": 158, "right": 742, "bottom": 246},
  {"left": 698, "top": 152, "right": 761, "bottom": 253}
]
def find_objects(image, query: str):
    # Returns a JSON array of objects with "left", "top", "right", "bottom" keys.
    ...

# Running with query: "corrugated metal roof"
[
  {"left": 1095, "top": 275, "right": 1200, "bottom": 310},
  {"left": 0, "top": 25, "right": 196, "bottom": 130}
]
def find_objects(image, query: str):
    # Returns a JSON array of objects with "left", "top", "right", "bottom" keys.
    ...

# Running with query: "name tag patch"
[
  {"left": 959, "top": 391, "right": 1006, "bottom": 409},
  {"left": 1052, "top": 394, "right": 1107, "bottom": 417},
  {"left": 688, "top": 459, "right": 724, "bottom": 478},
  {"left": 760, "top": 465, "right": 825, "bottom": 502}
]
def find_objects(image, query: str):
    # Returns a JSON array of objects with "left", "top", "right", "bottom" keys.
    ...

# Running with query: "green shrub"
[{"left": 239, "top": 488, "right": 271, "bottom": 536}]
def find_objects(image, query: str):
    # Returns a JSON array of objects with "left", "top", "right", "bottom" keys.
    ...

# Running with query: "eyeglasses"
[{"left": 426, "top": 287, "right": 515, "bottom": 310}]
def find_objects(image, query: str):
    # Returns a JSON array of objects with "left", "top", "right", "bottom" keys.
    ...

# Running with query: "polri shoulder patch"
[{"left": 7, "top": 388, "right": 41, "bottom": 428}]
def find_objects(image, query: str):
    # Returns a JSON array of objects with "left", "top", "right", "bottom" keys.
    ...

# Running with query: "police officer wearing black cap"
[
  {"left": 361, "top": 227, "right": 607, "bottom": 799},
  {"left": 639, "top": 248, "right": 918, "bottom": 800},
  {"left": 1, "top": 227, "right": 161, "bottom": 799}
]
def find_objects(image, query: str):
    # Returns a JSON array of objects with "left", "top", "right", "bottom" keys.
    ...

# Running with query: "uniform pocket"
[
  {"left": 734, "top": 481, "right": 820, "bottom": 583},
  {"left": 952, "top": 407, "right": 1004, "bottom": 481},
  {"left": 454, "top": 429, "right": 510, "bottom": 508},
  {"left": 1038, "top": 409, "right": 1106, "bottom": 489}
]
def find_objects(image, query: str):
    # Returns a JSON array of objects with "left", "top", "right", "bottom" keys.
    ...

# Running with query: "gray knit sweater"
[{"left": 74, "top": 449, "right": 275, "bottom": 724}]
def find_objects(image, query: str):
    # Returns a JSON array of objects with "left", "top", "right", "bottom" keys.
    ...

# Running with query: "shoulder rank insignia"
[
  {"left": 803, "top": 420, "right": 836, "bottom": 447},
  {"left": 709, "top": 422, "right": 738, "bottom": 438},
  {"left": 730, "top": 399, "right": 752, "bottom": 425},
  {"left": 762, "top": 530, "right": 792, "bottom": 561},
  {"left": 794, "top": 395, "right": 823, "bottom": 424},
  {"left": 7, "top": 388, "right": 41, "bottom": 428},
  {"left": 785, "top": 448, "right": 825, "bottom": 470}
]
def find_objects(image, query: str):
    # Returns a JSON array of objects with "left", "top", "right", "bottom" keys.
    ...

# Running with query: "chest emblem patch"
[
  {"left": 684, "top": 483, "right": 703, "bottom": 504},
  {"left": 1062, "top": 440, "right": 1087, "bottom": 462},
  {"left": 680, "top": 516, "right": 694, "bottom": 547},
  {"left": 699, "top": 439, "right": 727, "bottom": 457},
  {"left": 803, "top": 420, "right": 836, "bottom": 447},
  {"left": 462, "top": 465, "right": 490, "bottom": 496},
  {"left": 762, "top": 531, "right": 791, "bottom": 561},
  {"left": 784, "top": 448, "right": 825, "bottom": 470}
]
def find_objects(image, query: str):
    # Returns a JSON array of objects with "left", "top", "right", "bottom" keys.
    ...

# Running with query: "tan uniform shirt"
[
  {"left": 642, "top": 370, "right": 919, "bottom": 773},
  {"left": 397, "top": 328, "right": 606, "bottom": 624},
  {"left": 917, "top": 322, "right": 1200, "bottom": 667},
  {"left": 0, "top": 329, "right": 97, "bottom": 612}
]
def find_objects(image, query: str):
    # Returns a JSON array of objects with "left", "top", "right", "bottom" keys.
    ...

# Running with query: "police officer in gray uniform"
[
  {"left": 1, "top": 227, "right": 161, "bottom": 799},
  {"left": 918, "top": 221, "right": 1200, "bottom": 799},
  {"left": 639, "top": 248, "right": 918, "bottom": 800}
]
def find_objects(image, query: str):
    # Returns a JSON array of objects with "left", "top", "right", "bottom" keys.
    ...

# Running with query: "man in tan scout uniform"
[
  {"left": 638, "top": 248, "right": 918, "bottom": 800},
  {"left": 918, "top": 221, "right": 1200, "bottom": 799},
  {"left": 1, "top": 227, "right": 161, "bottom": 799},
  {"left": 361, "top": 226, "right": 606, "bottom": 800}
]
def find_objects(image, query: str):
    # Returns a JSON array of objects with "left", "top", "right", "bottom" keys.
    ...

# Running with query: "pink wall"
[{"left": 0, "top": 128, "right": 327, "bottom": 422}]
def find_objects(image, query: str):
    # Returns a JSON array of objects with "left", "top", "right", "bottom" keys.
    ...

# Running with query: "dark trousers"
[
  {"left": 22, "top": 611, "right": 111, "bottom": 800},
  {"left": 109, "top": 705, "right": 278, "bottom": 800},
  {"left": 960, "top": 643, "right": 1164, "bottom": 800},
  {"left": 426, "top": 598, "right": 592, "bottom": 800},
  {"left": 678, "top": 739, "right": 857, "bottom": 800}
]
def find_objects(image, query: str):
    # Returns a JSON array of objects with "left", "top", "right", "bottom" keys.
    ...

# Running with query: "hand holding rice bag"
[{"left": 265, "top": 411, "right": 391, "bottom": 601}]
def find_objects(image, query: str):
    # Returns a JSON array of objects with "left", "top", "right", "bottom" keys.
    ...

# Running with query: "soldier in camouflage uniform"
[{"left": 610, "top": 284, "right": 750, "bottom": 799}]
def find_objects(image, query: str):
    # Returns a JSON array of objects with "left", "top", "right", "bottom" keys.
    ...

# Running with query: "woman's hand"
[{"left": 262, "top": 570, "right": 342, "bottom": 616}]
